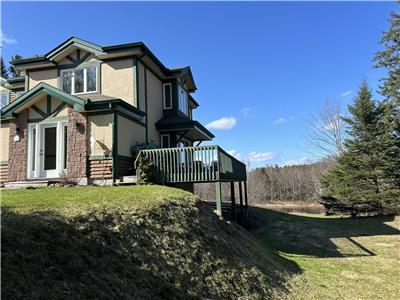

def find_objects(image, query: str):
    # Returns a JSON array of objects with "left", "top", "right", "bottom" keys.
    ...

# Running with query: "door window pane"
[
  {"left": 86, "top": 67, "right": 96, "bottom": 92},
  {"left": 74, "top": 69, "right": 84, "bottom": 93},
  {"left": 44, "top": 127, "right": 57, "bottom": 170},
  {"left": 62, "top": 71, "right": 73, "bottom": 94}
]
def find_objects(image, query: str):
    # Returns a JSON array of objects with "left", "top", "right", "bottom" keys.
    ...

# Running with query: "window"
[
  {"left": 15, "top": 91, "right": 26, "bottom": 99},
  {"left": 163, "top": 83, "right": 172, "bottom": 109},
  {"left": 61, "top": 66, "right": 97, "bottom": 94},
  {"left": 161, "top": 134, "right": 170, "bottom": 148},
  {"left": 0, "top": 91, "right": 9, "bottom": 108},
  {"left": 178, "top": 86, "right": 188, "bottom": 115}
]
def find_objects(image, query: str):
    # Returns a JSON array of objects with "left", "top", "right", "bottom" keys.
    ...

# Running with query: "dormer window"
[{"left": 61, "top": 66, "right": 97, "bottom": 94}]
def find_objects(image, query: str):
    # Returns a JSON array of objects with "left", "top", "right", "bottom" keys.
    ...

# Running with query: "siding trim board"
[
  {"left": 112, "top": 111, "right": 118, "bottom": 182},
  {"left": 133, "top": 57, "right": 140, "bottom": 109},
  {"left": 144, "top": 66, "right": 148, "bottom": 143}
]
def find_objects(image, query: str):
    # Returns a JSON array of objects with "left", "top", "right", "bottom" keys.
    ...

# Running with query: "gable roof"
[
  {"left": 46, "top": 37, "right": 105, "bottom": 61},
  {"left": 0, "top": 82, "right": 86, "bottom": 118},
  {"left": 10, "top": 37, "right": 197, "bottom": 91}
]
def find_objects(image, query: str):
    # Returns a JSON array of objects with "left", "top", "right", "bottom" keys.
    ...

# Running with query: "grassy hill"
[
  {"left": 250, "top": 208, "right": 400, "bottom": 299},
  {"left": 1, "top": 186, "right": 296, "bottom": 299}
]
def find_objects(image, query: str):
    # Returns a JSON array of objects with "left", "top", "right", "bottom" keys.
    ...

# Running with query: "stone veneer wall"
[
  {"left": 0, "top": 164, "right": 8, "bottom": 183},
  {"left": 8, "top": 109, "right": 28, "bottom": 182},
  {"left": 88, "top": 158, "right": 112, "bottom": 179},
  {"left": 67, "top": 109, "right": 88, "bottom": 182}
]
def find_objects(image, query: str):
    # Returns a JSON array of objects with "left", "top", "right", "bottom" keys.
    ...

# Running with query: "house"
[
  {"left": 0, "top": 37, "right": 247, "bottom": 218},
  {"left": 0, "top": 37, "right": 215, "bottom": 186}
]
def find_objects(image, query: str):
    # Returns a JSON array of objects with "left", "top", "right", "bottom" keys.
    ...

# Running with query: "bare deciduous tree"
[{"left": 306, "top": 99, "right": 346, "bottom": 158}]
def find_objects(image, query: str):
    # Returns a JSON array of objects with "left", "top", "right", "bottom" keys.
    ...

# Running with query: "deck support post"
[
  {"left": 215, "top": 181, "right": 222, "bottom": 217},
  {"left": 230, "top": 181, "right": 236, "bottom": 220},
  {"left": 239, "top": 181, "right": 244, "bottom": 223},
  {"left": 244, "top": 181, "right": 248, "bottom": 218}
]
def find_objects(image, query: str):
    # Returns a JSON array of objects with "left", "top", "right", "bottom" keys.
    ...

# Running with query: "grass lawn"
[
  {"left": 250, "top": 207, "right": 400, "bottom": 299},
  {"left": 1, "top": 185, "right": 191, "bottom": 212}
]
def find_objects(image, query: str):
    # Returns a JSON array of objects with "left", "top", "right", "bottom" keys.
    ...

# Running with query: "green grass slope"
[
  {"left": 1, "top": 186, "right": 295, "bottom": 299},
  {"left": 250, "top": 208, "right": 400, "bottom": 299}
]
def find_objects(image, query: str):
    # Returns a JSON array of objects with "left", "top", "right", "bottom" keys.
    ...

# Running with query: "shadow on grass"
[
  {"left": 1, "top": 202, "right": 302, "bottom": 299},
  {"left": 249, "top": 207, "right": 399, "bottom": 258}
]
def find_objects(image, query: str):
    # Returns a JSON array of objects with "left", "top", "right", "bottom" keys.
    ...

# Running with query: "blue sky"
[{"left": 1, "top": 1, "right": 397, "bottom": 167}]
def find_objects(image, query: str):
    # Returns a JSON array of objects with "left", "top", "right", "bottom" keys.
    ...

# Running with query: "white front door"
[
  {"left": 40, "top": 124, "right": 58, "bottom": 178},
  {"left": 28, "top": 121, "right": 67, "bottom": 179}
]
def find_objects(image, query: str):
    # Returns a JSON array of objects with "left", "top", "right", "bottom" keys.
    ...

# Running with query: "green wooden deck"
[
  {"left": 134, "top": 145, "right": 247, "bottom": 183},
  {"left": 135, "top": 145, "right": 248, "bottom": 222}
]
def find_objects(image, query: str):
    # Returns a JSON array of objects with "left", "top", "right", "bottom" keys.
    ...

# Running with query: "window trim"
[
  {"left": 160, "top": 134, "right": 170, "bottom": 148},
  {"left": 163, "top": 83, "right": 172, "bottom": 109},
  {"left": 60, "top": 66, "right": 97, "bottom": 95}
]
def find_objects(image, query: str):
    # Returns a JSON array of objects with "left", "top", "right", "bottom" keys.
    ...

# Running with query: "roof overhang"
[
  {"left": 0, "top": 82, "right": 86, "bottom": 118},
  {"left": 189, "top": 95, "right": 199, "bottom": 108},
  {"left": 170, "top": 66, "right": 197, "bottom": 92},
  {"left": 156, "top": 117, "right": 214, "bottom": 141},
  {"left": 85, "top": 99, "right": 146, "bottom": 124},
  {"left": 10, "top": 38, "right": 198, "bottom": 88},
  {"left": 6, "top": 77, "right": 25, "bottom": 90}
]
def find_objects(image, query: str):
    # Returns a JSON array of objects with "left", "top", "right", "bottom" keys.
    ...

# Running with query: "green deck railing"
[{"left": 134, "top": 145, "right": 247, "bottom": 183}]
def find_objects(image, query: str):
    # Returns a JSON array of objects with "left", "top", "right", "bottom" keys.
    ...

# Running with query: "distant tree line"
[
  {"left": 194, "top": 159, "right": 334, "bottom": 205},
  {"left": 247, "top": 160, "right": 334, "bottom": 204}
]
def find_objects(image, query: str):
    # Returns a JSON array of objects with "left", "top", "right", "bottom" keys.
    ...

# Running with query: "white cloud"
[
  {"left": 281, "top": 156, "right": 311, "bottom": 166},
  {"left": 241, "top": 107, "right": 253, "bottom": 119},
  {"left": 341, "top": 90, "right": 353, "bottom": 97},
  {"left": 206, "top": 117, "right": 237, "bottom": 130},
  {"left": 227, "top": 149, "right": 276, "bottom": 168},
  {"left": 273, "top": 117, "right": 287, "bottom": 124},
  {"left": 247, "top": 151, "right": 275, "bottom": 162},
  {"left": 0, "top": 30, "right": 16, "bottom": 46}
]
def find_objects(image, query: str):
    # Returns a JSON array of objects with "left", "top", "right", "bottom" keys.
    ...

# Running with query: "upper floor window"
[
  {"left": 178, "top": 85, "right": 188, "bottom": 115},
  {"left": 163, "top": 83, "right": 172, "bottom": 109},
  {"left": 0, "top": 91, "right": 9, "bottom": 108},
  {"left": 61, "top": 66, "right": 97, "bottom": 95}
]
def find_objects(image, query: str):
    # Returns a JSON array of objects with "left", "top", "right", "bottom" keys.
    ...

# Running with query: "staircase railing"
[{"left": 134, "top": 145, "right": 247, "bottom": 183}]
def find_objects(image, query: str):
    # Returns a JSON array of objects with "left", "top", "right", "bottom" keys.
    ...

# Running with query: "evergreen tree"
[
  {"left": 1, "top": 57, "right": 9, "bottom": 79},
  {"left": 321, "top": 81, "right": 388, "bottom": 216},
  {"left": 8, "top": 54, "right": 22, "bottom": 77},
  {"left": 376, "top": 100, "right": 400, "bottom": 213},
  {"left": 374, "top": 4, "right": 400, "bottom": 213},
  {"left": 374, "top": 8, "right": 400, "bottom": 106}
]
